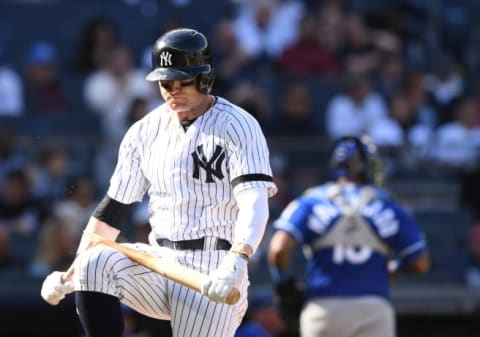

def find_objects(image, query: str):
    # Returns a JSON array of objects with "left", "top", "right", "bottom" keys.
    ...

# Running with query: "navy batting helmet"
[
  {"left": 146, "top": 28, "right": 214, "bottom": 93},
  {"left": 330, "top": 135, "right": 383, "bottom": 185}
]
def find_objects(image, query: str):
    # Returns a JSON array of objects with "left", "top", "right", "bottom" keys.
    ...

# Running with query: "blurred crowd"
[{"left": 1, "top": 0, "right": 480, "bottom": 307}]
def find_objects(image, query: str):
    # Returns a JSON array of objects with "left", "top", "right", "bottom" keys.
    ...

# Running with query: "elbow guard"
[{"left": 92, "top": 195, "right": 133, "bottom": 230}]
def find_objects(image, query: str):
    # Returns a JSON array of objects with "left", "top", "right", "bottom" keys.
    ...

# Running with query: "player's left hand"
[
  {"left": 40, "top": 271, "right": 75, "bottom": 305},
  {"left": 201, "top": 253, "right": 247, "bottom": 303}
]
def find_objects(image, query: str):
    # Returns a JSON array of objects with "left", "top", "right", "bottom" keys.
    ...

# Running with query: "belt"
[{"left": 157, "top": 237, "right": 232, "bottom": 251}]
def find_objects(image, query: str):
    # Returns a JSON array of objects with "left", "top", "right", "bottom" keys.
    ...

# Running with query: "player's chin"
[{"left": 168, "top": 98, "right": 188, "bottom": 110}]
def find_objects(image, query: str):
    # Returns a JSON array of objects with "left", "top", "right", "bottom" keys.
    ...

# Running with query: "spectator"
[
  {"left": 72, "top": 16, "right": 121, "bottom": 75},
  {"left": 325, "top": 72, "right": 388, "bottom": 140},
  {"left": 0, "top": 126, "right": 28, "bottom": 190},
  {"left": 0, "top": 169, "right": 42, "bottom": 235},
  {"left": 23, "top": 41, "right": 68, "bottom": 114},
  {"left": 316, "top": 2, "right": 346, "bottom": 55},
  {"left": 232, "top": 0, "right": 305, "bottom": 60},
  {"left": 276, "top": 12, "right": 339, "bottom": 78},
  {"left": 26, "top": 214, "right": 76, "bottom": 279},
  {"left": 425, "top": 52, "right": 464, "bottom": 125},
  {"left": 84, "top": 44, "right": 155, "bottom": 141},
  {"left": 0, "top": 169, "right": 44, "bottom": 267},
  {"left": 210, "top": 17, "right": 256, "bottom": 95},
  {"left": 404, "top": 70, "right": 438, "bottom": 128},
  {"left": 268, "top": 80, "right": 318, "bottom": 137},
  {"left": 340, "top": 13, "right": 381, "bottom": 75},
  {"left": 54, "top": 175, "right": 97, "bottom": 242},
  {"left": 368, "top": 91, "right": 432, "bottom": 149},
  {"left": 0, "top": 43, "right": 24, "bottom": 116},
  {"left": 374, "top": 51, "right": 404, "bottom": 101},
  {"left": 30, "top": 145, "right": 71, "bottom": 205},
  {"left": 431, "top": 96, "right": 480, "bottom": 172}
]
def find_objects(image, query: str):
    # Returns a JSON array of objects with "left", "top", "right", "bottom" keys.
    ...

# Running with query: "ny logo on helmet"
[
  {"left": 192, "top": 144, "right": 225, "bottom": 183},
  {"left": 159, "top": 51, "right": 172, "bottom": 67}
]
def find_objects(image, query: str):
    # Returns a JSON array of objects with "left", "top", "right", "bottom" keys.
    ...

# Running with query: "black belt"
[{"left": 157, "top": 237, "right": 231, "bottom": 251}]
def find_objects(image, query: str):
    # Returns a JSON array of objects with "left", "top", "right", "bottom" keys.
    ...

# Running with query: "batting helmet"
[
  {"left": 329, "top": 135, "right": 383, "bottom": 185},
  {"left": 146, "top": 28, "right": 214, "bottom": 94}
]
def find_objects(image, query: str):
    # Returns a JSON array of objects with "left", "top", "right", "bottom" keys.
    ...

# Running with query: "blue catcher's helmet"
[{"left": 329, "top": 135, "right": 383, "bottom": 185}]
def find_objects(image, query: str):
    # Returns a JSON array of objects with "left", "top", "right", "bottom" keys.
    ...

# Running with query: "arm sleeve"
[
  {"left": 107, "top": 123, "right": 150, "bottom": 203},
  {"left": 225, "top": 112, "right": 277, "bottom": 197},
  {"left": 233, "top": 187, "right": 269, "bottom": 255}
]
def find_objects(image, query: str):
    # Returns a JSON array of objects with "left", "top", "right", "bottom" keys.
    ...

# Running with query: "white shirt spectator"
[
  {"left": 84, "top": 45, "right": 155, "bottom": 142},
  {"left": 0, "top": 66, "right": 24, "bottom": 116},
  {"left": 326, "top": 92, "right": 388, "bottom": 139},
  {"left": 433, "top": 122, "right": 480, "bottom": 167},
  {"left": 84, "top": 69, "right": 153, "bottom": 139},
  {"left": 233, "top": 0, "right": 304, "bottom": 58},
  {"left": 367, "top": 117, "right": 403, "bottom": 146}
]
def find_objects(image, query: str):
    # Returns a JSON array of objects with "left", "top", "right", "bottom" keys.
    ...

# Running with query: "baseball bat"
[
  {"left": 61, "top": 260, "right": 76, "bottom": 283},
  {"left": 86, "top": 232, "right": 241, "bottom": 305}
]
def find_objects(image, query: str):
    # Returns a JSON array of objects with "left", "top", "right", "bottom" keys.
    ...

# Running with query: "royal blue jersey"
[{"left": 273, "top": 182, "right": 427, "bottom": 301}]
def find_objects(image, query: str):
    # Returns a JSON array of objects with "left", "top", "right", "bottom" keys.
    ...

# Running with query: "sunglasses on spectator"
[{"left": 160, "top": 79, "right": 196, "bottom": 91}]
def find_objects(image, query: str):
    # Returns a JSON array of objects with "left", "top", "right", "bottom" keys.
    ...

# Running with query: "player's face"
[{"left": 159, "top": 78, "right": 205, "bottom": 118}]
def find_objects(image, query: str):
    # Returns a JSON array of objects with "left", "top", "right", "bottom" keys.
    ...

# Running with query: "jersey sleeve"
[
  {"left": 226, "top": 112, "right": 277, "bottom": 197},
  {"left": 273, "top": 197, "right": 313, "bottom": 244},
  {"left": 383, "top": 201, "right": 428, "bottom": 265},
  {"left": 107, "top": 123, "right": 150, "bottom": 204}
]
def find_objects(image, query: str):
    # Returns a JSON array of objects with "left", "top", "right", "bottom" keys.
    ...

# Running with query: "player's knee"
[{"left": 74, "top": 246, "right": 120, "bottom": 289}]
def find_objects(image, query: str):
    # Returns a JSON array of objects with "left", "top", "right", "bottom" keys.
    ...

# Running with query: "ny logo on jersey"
[
  {"left": 191, "top": 144, "right": 225, "bottom": 182},
  {"left": 159, "top": 51, "right": 172, "bottom": 67}
]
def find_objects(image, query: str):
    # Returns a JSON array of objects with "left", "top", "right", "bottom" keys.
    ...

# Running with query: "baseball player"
[
  {"left": 268, "top": 136, "right": 430, "bottom": 337},
  {"left": 40, "top": 28, "right": 277, "bottom": 337}
]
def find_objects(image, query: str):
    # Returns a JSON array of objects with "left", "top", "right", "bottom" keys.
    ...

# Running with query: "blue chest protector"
[{"left": 273, "top": 183, "right": 427, "bottom": 301}]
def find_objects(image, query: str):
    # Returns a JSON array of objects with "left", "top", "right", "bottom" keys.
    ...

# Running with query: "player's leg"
[
  {"left": 353, "top": 297, "right": 395, "bottom": 337},
  {"left": 300, "top": 297, "right": 394, "bottom": 337},
  {"left": 169, "top": 250, "right": 249, "bottom": 337},
  {"left": 300, "top": 299, "right": 329, "bottom": 337},
  {"left": 73, "top": 244, "right": 171, "bottom": 336}
]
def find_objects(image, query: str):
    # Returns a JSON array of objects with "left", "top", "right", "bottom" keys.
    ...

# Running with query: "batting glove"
[
  {"left": 202, "top": 253, "right": 247, "bottom": 303},
  {"left": 40, "top": 271, "right": 75, "bottom": 305}
]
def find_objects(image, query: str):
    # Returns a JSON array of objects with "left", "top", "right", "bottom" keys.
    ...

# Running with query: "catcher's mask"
[
  {"left": 329, "top": 135, "right": 384, "bottom": 186},
  {"left": 146, "top": 28, "right": 215, "bottom": 94}
]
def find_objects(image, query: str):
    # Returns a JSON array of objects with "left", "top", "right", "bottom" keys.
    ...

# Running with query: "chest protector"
[{"left": 305, "top": 185, "right": 392, "bottom": 258}]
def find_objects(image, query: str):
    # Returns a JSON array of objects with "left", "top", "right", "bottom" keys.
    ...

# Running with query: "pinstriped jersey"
[{"left": 107, "top": 96, "right": 277, "bottom": 242}]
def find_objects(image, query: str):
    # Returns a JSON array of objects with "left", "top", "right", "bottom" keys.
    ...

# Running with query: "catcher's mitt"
[{"left": 273, "top": 277, "right": 304, "bottom": 334}]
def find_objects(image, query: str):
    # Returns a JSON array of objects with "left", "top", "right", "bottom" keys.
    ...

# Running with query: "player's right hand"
[
  {"left": 40, "top": 271, "right": 75, "bottom": 305},
  {"left": 201, "top": 253, "right": 247, "bottom": 303}
]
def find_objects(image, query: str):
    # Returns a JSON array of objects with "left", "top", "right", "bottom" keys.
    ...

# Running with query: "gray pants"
[{"left": 300, "top": 296, "right": 395, "bottom": 337}]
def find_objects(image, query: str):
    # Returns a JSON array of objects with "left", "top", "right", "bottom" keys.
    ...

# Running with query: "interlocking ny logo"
[
  {"left": 192, "top": 144, "right": 225, "bottom": 182},
  {"left": 159, "top": 51, "right": 172, "bottom": 66}
]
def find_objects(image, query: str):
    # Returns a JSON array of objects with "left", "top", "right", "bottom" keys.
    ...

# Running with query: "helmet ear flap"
[{"left": 199, "top": 68, "right": 215, "bottom": 94}]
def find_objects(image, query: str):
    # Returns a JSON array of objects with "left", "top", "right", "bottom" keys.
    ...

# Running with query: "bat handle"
[{"left": 61, "top": 261, "right": 76, "bottom": 283}]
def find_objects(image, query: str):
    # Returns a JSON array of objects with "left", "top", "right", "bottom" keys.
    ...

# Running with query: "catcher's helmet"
[
  {"left": 330, "top": 135, "right": 383, "bottom": 185},
  {"left": 146, "top": 28, "right": 214, "bottom": 93}
]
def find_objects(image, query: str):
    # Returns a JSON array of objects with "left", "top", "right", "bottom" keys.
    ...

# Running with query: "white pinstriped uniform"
[{"left": 73, "top": 96, "right": 277, "bottom": 337}]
